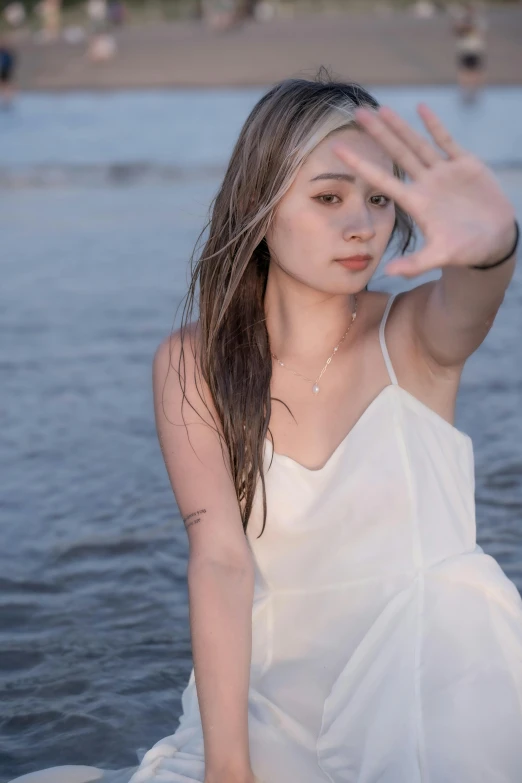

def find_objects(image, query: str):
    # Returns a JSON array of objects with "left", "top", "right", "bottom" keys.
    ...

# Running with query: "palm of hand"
[{"left": 332, "top": 103, "right": 515, "bottom": 278}]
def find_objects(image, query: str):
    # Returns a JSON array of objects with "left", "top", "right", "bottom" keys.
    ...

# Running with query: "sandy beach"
[{"left": 13, "top": 5, "right": 522, "bottom": 91}]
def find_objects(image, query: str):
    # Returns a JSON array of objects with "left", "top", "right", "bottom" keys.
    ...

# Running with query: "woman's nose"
[{"left": 342, "top": 214, "right": 375, "bottom": 243}]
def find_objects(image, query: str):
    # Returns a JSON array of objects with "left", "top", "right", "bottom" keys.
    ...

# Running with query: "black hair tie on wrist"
[{"left": 470, "top": 220, "right": 519, "bottom": 270}]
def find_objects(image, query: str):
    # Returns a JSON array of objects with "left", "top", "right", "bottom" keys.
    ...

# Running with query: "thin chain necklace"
[{"left": 271, "top": 294, "right": 358, "bottom": 395}]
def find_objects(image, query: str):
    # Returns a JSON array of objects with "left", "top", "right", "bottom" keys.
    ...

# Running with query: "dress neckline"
[
  {"left": 265, "top": 292, "right": 471, "bottom": 473},
  {"left": 264, "top": 384, "right": 471, "bottom": 474}
]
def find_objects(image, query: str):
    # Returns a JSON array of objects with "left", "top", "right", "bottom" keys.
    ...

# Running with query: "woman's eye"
[
  {"left": 315, "top": 194, "right": 341, "bottom": 205},
  {"left": 370, "top": 195, "right": 390, "bottom": 207}
]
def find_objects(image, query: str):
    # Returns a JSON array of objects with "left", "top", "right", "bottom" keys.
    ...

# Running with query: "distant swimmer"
[
  {"left": 0, "top": 34, "right": 17, "bottom": 109},
  {"left": 452, "top": 2, "right": 488, "bottom": 103}
]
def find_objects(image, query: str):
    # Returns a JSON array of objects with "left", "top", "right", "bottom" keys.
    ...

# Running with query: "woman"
[{"left": 11, "top": 74, "right": 521, "bottom": 783}]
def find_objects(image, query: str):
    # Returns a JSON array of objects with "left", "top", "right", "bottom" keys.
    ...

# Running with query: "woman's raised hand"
[{"left": 332, "top": 104, "right": 516, "bottom": 278}]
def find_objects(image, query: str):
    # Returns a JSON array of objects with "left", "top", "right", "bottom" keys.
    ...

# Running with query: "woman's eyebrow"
[{"left": 309, "top": 172, "right": 356, "bottom": 183}]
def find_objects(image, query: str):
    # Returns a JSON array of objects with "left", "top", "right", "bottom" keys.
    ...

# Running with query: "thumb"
[{"left": 384, "top": 250, "right": 436, "bottom": 278}]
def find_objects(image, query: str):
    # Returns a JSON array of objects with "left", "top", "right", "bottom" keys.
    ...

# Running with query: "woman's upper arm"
[
  {"left": 152, "top": 327, "right": 252, "bottom": 569},
  {"left": 408, "top": 279, "right": 499, "bottom": 370}
]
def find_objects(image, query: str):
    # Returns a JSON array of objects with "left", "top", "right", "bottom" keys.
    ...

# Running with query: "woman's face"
[{"left": 265, "top": 127, "right": 397, "bottom": 294}]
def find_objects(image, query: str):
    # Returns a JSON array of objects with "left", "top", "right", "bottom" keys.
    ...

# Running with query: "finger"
[
  {"left": 331, "top": 142, "right": 410, "bottom": 206},
  {"left": 417, "top": 104, "right": 466, "bottom": 159},
  {"left": 354, "top": 107, "right": 426, "bottom": 179},
  {"left": 377, "top": 105, "right": 443, "bottom": 168}
]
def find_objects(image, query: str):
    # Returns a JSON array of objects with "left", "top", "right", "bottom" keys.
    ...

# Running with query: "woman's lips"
[{"left": 336, "top": 255, "right": 372, "bottom": 270}]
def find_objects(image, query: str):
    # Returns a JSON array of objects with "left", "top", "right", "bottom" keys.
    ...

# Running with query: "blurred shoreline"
[{"left": 10, "top": 5, "right": 522, "bottom": 92}]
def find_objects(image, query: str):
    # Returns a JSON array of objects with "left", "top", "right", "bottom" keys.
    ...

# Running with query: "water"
[{"left": 1, "top": 87, "right": 522, "bottom": 781}]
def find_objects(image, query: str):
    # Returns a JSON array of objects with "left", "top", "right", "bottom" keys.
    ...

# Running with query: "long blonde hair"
[{"left": 176, "top": 71, "right": 414, "bottom": 538}]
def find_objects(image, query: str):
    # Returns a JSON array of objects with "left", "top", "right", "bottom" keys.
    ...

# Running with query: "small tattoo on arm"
[{"left": 183, "top": 508, "right": 207, "bottom": 529}]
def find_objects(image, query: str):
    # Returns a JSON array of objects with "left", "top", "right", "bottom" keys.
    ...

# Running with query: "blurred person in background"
[
  {"left": 452, "top": 1, "right": 487, "bottom": 103},
  {"left": 39, "top": 0, "right": 62, "bottom": 42},
  {"left": 238, "top": 0, "right": 260, "bottom": 20},
  {"left": 1, "top": 0, "right": 24, "bottom": 107},
  {"left": 86, "top": 0, "right": 116, "bottom": 62},
  {"left": 107, "top": 0, "right": 126, "bottom": 27},
  {"left": 412, "top": 1, "right": 437, "bottom": 19},
  {"left": 86, "top": 0, "right": 107, "bottom": 34},
  {"left": 3, "top": 1, "right": 26, "bottom": 27},
  {"left": 202, "top": 0, "right": 258, "bottom": 30},
  {"left": 0, "top": 32, "right": 17, "bottom": 108}
]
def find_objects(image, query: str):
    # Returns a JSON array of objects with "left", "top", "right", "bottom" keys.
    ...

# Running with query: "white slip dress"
[{"left": 11, "top": 292, "right": 522, "bottom": 783}]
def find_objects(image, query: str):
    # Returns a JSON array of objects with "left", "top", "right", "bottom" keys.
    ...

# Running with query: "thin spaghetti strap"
[{"left": 379, "top": 293, "right": 399, "bottom": 386}]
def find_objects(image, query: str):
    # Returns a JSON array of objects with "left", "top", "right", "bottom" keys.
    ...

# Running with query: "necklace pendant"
[{"left": 312, "top": 383, "right": 320, "bottom": 394}]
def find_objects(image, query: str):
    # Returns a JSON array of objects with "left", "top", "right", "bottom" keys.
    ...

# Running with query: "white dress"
[{"left": 11, "top": 293, "right": 522, "bottom": 783}]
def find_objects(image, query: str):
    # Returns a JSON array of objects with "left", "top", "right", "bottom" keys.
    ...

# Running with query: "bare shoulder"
[
  {"left": 153, "top": 320, "right": 199, "bottom": 378},
  {"left": 153, "top": 321, "right": 214, "bottom": 428}
]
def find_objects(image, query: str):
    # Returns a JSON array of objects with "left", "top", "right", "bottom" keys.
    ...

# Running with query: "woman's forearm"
[{"left": 187, "top": 554, "right": 255, "bottom": 779}]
